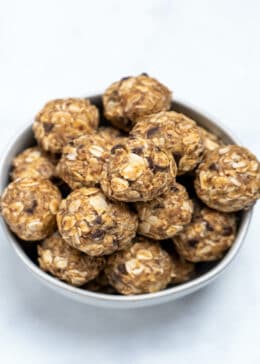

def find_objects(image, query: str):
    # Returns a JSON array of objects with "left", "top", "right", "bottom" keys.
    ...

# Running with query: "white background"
[{"left": 0, "top": 0, "right": 260, "bottom": 363}]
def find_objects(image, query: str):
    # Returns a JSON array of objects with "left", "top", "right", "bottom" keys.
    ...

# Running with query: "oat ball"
[
  {"left": 101, "top": 137, "right": 176, "bottom": 202},
  {"left": 131, "top": 111, "right": 204, "bottom": 175},
  {"left": 195, "top": 145, "right": 260, "bottom": 212},
  {"left": 97, "top": 126, "right": 124, "bottom": 147},
  {"left": 136, "top": 182, "right": 193, "bottom": 239},
  {"left": 170, "top": 252, "right": 195, "bottom": 285},
  {"left": 103, "top": 74, "right": 172, "bottom": 131},
  {"left": 56, "top": 134, "right": 109, "bottom": 190},
  {"left": 33, "top": 98, "right": 99, "bottom": 153},
  {"left": 1, "top": 178, "right": 61, "bottom": 241},
  {"left": 198, "top": 126, "right": 224, "bottom": 153},
  {"left": 11, "top": 147, "right": 55, "bottom": 181},
  {"left": 105, "top": 237, "right": 173, "bottom": 295},
  {"left": 38, "top": 232, "right": 105, "bottom": 286},
  {"left": 173, "top": 202, "right": 237, "bottom": 262},
  {"left": 57, "top": 187, "right": 138, "bottom": 256}
]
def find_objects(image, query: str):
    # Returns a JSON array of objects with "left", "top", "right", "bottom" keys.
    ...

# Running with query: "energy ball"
[
  {"left": 56, "top": 134, "right": 110, "bottom": 190},
  {"left": 198, "top": 126, "right": 224, "bottom": 153},
  {"left": 131, "top": 111, "right": 204, "bottom": 175},
  {"left": 195, "top": 145, "right": 260, "bottom": 212},
  {"left": 11, "top": 147, "right": 55, "bottom": 181},
  {"left": 1, "top": 178, "right": 61, "bottom": 241},
  {"left": 57, "top": 187, "right": 138, "bottom": 256},
  {"left": 105, "top": 237, "right": 173, "bottom": 295},
  {"left": 38, "top": 232, "right": 105, "bottom": 286},
  {"left": 170, "top": 252, "right": 195, "bottom": 285},
  {"left": 103, "top": 74, "right": 172, "bottom": 131},
  {"left": 33, "top": 98, "right": 99, "bottom": 153},
  {"left": 136, "top": 182, "right": 193, "bottom": 239},
  {"left": 101, "top": 137, "right": 176, "bottom": 202},
  {"left": 173, "top": 202, "right": 237, "bottom": 262}
]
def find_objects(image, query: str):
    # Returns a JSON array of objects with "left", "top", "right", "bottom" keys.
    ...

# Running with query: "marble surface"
[{"left": 0, "top": 0, "right": 259, "bottom": 363}]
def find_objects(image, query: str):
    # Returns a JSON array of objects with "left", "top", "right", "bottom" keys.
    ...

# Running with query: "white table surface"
[{"left": 0, "top": 0, "right": 259, "bottom": 363}]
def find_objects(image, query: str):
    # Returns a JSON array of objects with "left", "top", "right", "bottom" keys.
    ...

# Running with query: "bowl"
[{"left": 0, "top": 95, "right": 253, "bottom": 309}]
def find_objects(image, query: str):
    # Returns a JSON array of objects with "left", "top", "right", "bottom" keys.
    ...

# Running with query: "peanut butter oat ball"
[
  {"left": 170, "top": 252, "right": 195, "bottom": 285},
  {"left": 33, "top": 98, "right": 99, "bottom": 153},
  {"left": 103, "top": 74, "right": 172, "bottom": 131},
  {"left": 195, "top": 145, "right": 260, "bottom": 212},
  {"left": 1, "top": 178, "right": 61, "bottom": 241},
  {"left": 101, "top": 137, "right": 176, "bottom": 202},
  {"left": 38, "top": 232, "right": 105, "bottom": 286},
  {"left": 173, "top": 202, "right": 237, "bottom": 262},
  {"left": 136, "top": 182, "right": 193, "bottom": 239},
  {"left": 56, "top": 134, "right": 109, "bottom": 190},
  {"left": 198, "top": 126, "right": 224, "bottom": 153},
  {"left": 131, "top": 111, "right": 204, "bottom": 175},
  {"left": 57, "top": 187, "right": 138, "bottom": 256},
  {"left": 11, "top": 147, "right": 55, "bottom": 181},
  {"left": 105, "top": 237, "right": 173, "bottom": 295}
]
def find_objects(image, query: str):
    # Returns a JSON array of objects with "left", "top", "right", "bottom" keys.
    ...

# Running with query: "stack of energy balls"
[{"left": 1, "top": 74, "right": 259, "bottom": 295}]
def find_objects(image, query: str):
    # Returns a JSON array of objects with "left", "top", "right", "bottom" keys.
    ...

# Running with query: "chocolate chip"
[
  {"left": 25, "top": 200, "right": 38, "bottom": 214},
  {"left": 146, "top": 126, "right": 159, "bottom": 138},
  {"left": 222, "top": 226, "right": 233, "bottom": 236},
  {"left": 93, "top": 216, "right": 102, "bottom": 225},
  {"left": 170, "top": 185, "right": 179, "bottom": 192},
  {"left": 91, "top": 229, "right": 105, "bottom": 240},
  {"left": 153, "top": 165, "right": 169, "bottom": 173},
  {"left": 43, "top": 122, "right": 54, "bottom": 133},
  {"left": 209, "top": 163, "right": 218, "bottom": 171},
  {"left": 205, "top": 222, "right": 214, "bottom": 231},
  {"left": 121, "top": 76, "right": 130, "bottom": 81},
  {"left": 141, "top": 72, "right": 149, "bottom": 76},
  {"left": 111, "top": 144, "right": 125, "bottom": 154},
  {"left": 132, "top": 147, "right": 143, "bottom": 155},
  {"left": 153, "top": 202, "right": 165, "bottom": 209},
  {"left": 146, "top": 156, "right": 154, "bottom": 170},
  {"left": 188, "top": 239, "right": 199, "bottom": 247},
  {"left": 118, "top": 263, "right": 127, "bottom": 274},
  {"left": 173, "top": 153, "right": 182, "bottom": 165},
  {"left": 146, "top": 157, "right": 169, "bottom": 173}
]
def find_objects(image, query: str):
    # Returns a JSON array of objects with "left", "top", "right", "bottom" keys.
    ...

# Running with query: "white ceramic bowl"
[{"left": 0, "top": 96, "right": 253, "bottom": 309}]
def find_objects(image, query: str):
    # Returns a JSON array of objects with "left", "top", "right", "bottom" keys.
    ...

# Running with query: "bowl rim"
[{"left": 0, "top": 97, "right": 253, "bottom": 304}]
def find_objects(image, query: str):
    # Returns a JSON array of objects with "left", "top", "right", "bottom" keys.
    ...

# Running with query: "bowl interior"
[{"left": 0, "top": 95, "right": 252, "bottom": 306}]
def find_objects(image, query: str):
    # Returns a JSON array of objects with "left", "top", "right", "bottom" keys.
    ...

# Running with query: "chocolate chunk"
[
  {"left": 205, "top": 222, "right": 214, "bottom": 231},
  {"left": 91, "top": 229, "right": 105, "bottom": 240},
  {"left": 146, "top": 157, "right": 169, "bottom": 173},
  {"left": 209, "top": 163, "right": 218, "bottom": 171},
  {"left": 121, "top": 76, "right": 130, "bottom": 81},
  {"left": 146, "top": 126, "right": 159, "bottom": 138},
  {"left": 153, "top": 202, "right": 165, "bottom": 209},
  {"left": 222, "top": 226, "right": 233, "bottom": 236},
  {"left": 93, "top": 215, "right": 102, "bottom": 225},
  {"left": 111, "top": 144, "right": 125, "bottom": 154},
  {"left": 132, "top": 147, "right": 143, "bottom": 155},
  {"left": 170, "top": 185, "right": 179, "bottom": 192},
  {"left": 146, "top": 156, "right": 154, "bottom": 170},
  {"left": 141, "top": 72, "right": 149, "bottom": 76},
  {"left": 153, "top": 165, "right": 169, "bottom": 173},
  {"left": 173, "top": 153, "right": 182, "bottom": 165},
  {"left": 25, "top": 200, "right": 38, "bottom": 214},
  {"left": 43, "top": 122, "right": 54, "bottom": 133},
  {"left": 188, "top": 239, "right": 199, "bottom": 247},
  {"left": 118, "top": 263, "right": 127, "bottom": 274}
]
